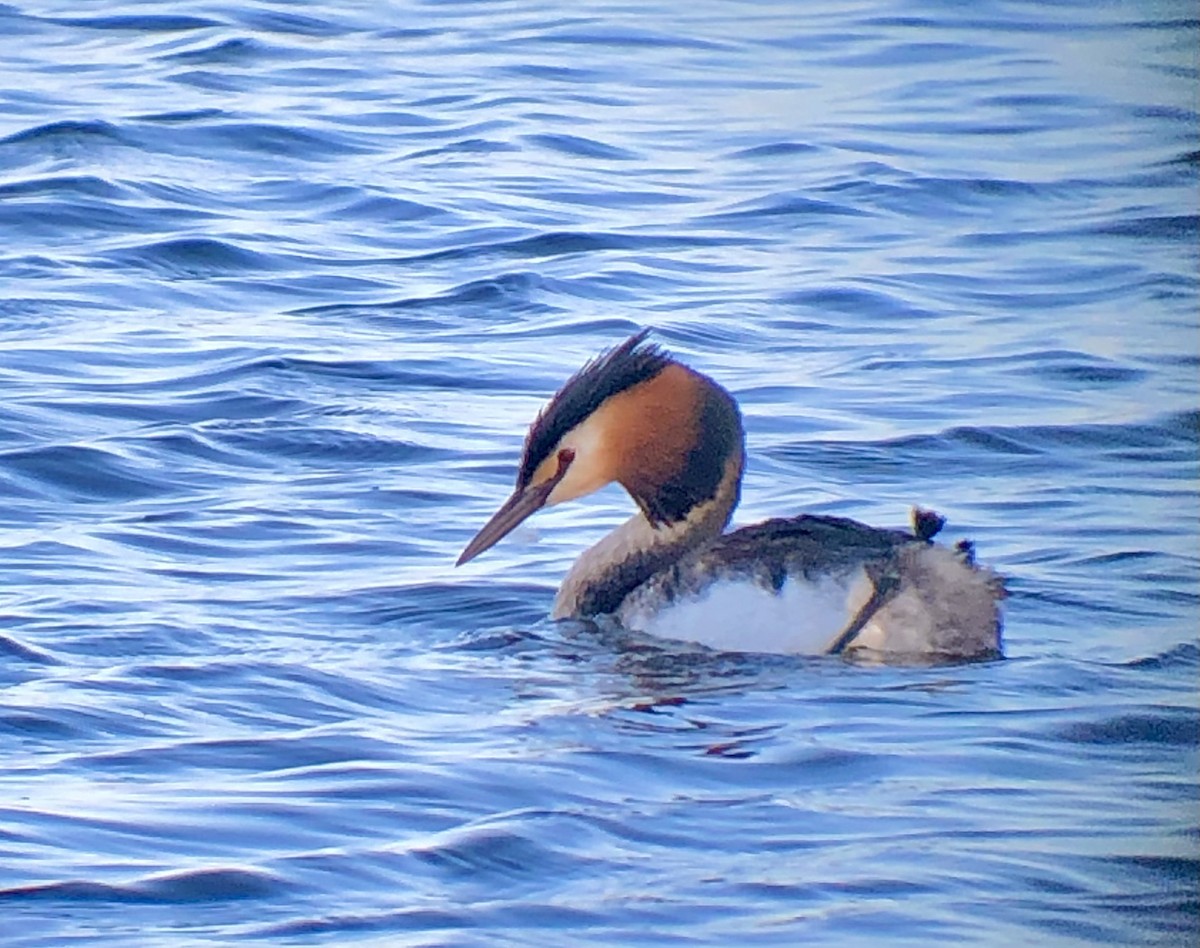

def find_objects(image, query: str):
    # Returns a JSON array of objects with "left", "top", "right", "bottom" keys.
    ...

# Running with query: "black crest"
[{"left": 518, "top": 328, "right": 672, "bottom": 487}]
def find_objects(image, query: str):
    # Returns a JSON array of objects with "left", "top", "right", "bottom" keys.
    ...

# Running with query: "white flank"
[{"left": 618, "top": 568, "right": 874, "bottom": 656}]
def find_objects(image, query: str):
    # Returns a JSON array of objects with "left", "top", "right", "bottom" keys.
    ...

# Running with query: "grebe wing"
[{"left": 615, "top": 512, "right": 1003, "bottom": 660}]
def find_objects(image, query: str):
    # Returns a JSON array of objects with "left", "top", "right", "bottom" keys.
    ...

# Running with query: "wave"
[{"left": 0, "top": 868, "right": 288, "bottom": 904}]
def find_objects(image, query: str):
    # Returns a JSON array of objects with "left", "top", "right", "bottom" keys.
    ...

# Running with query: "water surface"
[{"left": 1, "top": 1, "right": 1197, "bottom": 945}]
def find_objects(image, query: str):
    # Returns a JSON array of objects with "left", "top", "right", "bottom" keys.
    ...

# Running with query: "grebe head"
[{"left": 456, "top": 329, "right": 744, "bottom": 566}]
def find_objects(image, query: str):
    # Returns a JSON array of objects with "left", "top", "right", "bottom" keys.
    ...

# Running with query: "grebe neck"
[{"left": 551, "top": 455, "right": 742, "bottom": 619}]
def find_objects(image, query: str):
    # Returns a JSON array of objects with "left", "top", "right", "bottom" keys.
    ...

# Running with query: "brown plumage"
[{"left": 517, "top": 330, "right": 672, "bottom": 491}]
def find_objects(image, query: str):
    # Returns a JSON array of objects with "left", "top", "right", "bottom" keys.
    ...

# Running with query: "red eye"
[{"left": 556, "top": 448, "right": 576, "bottom": 473}]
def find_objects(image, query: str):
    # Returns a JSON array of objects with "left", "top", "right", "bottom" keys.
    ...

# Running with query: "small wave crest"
[{"left": 0, "top": 867, "right": 289, "bottom": 905}]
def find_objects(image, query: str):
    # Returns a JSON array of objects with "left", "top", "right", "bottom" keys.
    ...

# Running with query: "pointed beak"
[
  {"left": 457, "top": 447, "right": 576, "bottom": 567},
  {"left": 456, "top": 480, "right": 555, "bottom": 566}
]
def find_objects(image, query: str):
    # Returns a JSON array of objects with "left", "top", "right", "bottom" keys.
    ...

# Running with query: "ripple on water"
[
  {"left": 0, "top": 443, "right": 183, "bottom": 502},
  {"left": 97, "top": 237, "right": 286, "bottom": 277},
  {"left": 0, "top": 867, "right": 290, "bottom": 904}
]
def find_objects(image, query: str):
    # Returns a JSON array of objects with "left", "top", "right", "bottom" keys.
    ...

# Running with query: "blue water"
[{"left": 1, "top": 1, "right": 1197, "bottom": 944}]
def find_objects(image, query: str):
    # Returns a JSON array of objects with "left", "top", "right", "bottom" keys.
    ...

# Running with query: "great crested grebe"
[{"left": 457, "top": 330, "right": 1004, "bottom": 660}]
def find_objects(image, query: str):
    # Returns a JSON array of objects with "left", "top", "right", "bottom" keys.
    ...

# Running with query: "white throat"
[
  {"left": 550, "top": 456, "right": 742, "bottom": 620},
  {"left": 552, "top": 513, "right": 673, "bottom": 620}
]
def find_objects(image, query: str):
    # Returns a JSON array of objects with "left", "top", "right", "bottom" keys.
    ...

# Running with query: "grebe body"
[{"left": 457, "top": 331, "right": 1003, "bottom": 661}]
